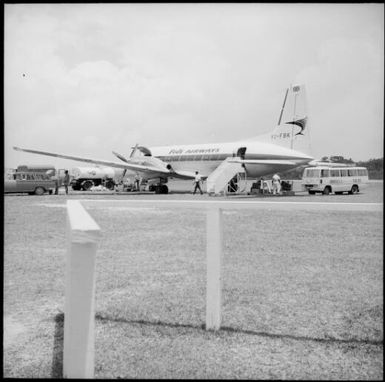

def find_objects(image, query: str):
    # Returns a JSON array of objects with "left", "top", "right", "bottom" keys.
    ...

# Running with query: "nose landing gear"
[{"left": 155, "top": 185, "right": 168, "bottom": 194}]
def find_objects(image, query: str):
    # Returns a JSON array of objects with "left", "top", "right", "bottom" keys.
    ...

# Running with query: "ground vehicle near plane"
[
  {"left": 70, "top": 166, "right": 117, "bottom": 191},
  {"left": 302, "top": 166, "right": 369, "bottom": 195},
  {"left": 4, "top": 165, "right": 57, "bottom": 195}
]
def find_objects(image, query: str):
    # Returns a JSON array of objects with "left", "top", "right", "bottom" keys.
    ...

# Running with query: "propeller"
[
  {"left": 130, "top": 144, "right": 139, "bottom": 158},
  {"left": 112, "top": 150, "right": 131, "bottom": 183}
]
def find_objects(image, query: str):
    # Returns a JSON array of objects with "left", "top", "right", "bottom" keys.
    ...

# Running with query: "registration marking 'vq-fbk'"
[{"left": 271, "top": 133, "right": 291, "bottom": 139}]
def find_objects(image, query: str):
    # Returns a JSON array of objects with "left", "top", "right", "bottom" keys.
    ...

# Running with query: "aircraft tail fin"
[{"left": 257, "top": 84, "right": 312, "bottom": 155}]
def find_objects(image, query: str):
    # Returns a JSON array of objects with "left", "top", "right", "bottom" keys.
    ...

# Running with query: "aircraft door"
[{"left": 236, "top": 147, "right": 246, "bottom": 160}]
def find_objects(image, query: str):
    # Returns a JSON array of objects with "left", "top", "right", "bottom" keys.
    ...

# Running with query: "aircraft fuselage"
[{"left": 149, "top": 140, "right": 313, "bottom": 178}]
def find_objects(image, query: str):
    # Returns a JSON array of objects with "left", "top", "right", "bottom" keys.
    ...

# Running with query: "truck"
[{"left": 70, "top": 166, "right": 117, "bottom": 191}]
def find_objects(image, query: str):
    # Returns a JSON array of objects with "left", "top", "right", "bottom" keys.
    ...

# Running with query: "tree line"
[{"left": 355, "top": 158, "right": 383, "bottom": 179}]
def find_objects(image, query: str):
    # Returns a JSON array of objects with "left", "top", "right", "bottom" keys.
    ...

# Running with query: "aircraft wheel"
[{"left": 154, "top": 185, "right": 168, "bottom": 194}]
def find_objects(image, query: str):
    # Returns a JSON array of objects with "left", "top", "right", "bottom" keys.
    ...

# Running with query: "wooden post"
[
  {"left": 64, "top": 200, "right": 101, "bottom": 378},
  {"left": 206, "top": 207, "right": 223, "bottom": 330}
]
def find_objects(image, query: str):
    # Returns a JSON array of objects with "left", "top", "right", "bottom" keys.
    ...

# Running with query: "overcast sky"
[{"left": 4, "top": 3, "right": 384, "bottom": 169}]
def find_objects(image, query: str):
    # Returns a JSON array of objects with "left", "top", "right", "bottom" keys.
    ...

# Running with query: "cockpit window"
[{"left": 137, "top": 146, "right": 152, "bottom": 156}]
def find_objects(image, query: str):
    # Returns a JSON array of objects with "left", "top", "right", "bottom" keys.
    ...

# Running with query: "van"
[
  {"left": 4, "top": 170, "right": 57, "bottom": 195},
  {"left": 302, "top": 166, "right": 369, "bottom": 195}
]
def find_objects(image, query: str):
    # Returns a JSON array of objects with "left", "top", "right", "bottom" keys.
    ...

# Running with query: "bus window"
[
  {"left": 358, "top": 169, "right": 368, "bottom": 176},
  {"left": 320, "top": 169, "right": 329, "bottom": 177},
  {"left": 304, "top": 169, "right": 320, "bottom": 177},
  {"left": 340, "top": 169, "right": 348, "bottom": 177},
  {"left": 330, "top": 169, "right": 340, "bottom": 177},
  {"left": 348, "top": 169, "right": 358, "bottom": 176}
]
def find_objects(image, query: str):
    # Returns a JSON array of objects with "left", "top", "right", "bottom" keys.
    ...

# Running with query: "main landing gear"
[
  {"left": 156, "top": 185, "right": 168, "bottom": 194},
  {"left": 149, "top": 182, "right": 169, "bottom": 194}
]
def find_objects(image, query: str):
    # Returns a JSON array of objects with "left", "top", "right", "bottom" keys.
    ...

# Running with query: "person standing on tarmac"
[
  {"left": 272, "top": 173, "right": 281, "bottom": 195},
  {"left": 63, "top": 170, "right": 70, "bottom": 195},
  {"left": 193, "top": 171, "right": 203, "bottom": 195},
  {"left": 46, "top": 169, "right": 59, "bottom": 195},
  {"left": 134, "top": 173, "right": 141, "bottom": 191},
  {"left": 54, "top": 174, "right": 59, "bottom": 195}
]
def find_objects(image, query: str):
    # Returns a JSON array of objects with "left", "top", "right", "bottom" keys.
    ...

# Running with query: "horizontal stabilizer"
[{"left": 307, "top": 160, "right": 354, "bottom": 167}]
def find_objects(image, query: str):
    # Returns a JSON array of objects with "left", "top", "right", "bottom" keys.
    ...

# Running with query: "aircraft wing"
[
  {"left": 228, "top": 159, "right": 297, "bottom": 166},
  {"left": 13, "top": 146, "right": 171, "bottom": 177}
]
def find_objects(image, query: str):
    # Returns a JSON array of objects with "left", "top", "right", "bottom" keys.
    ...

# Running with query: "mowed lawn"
[{"left": 4, "top": 185, "right": 383, "bottom": 379}]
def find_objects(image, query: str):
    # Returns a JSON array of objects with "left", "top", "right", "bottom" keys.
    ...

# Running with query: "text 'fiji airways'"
[{"left": 168, "top": 148, "right": 220, "bottom": 155}]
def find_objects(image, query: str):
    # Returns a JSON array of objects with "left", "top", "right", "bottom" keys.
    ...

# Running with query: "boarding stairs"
[{"left": 206, "top": 157, "right": 246, "bottom": 195}]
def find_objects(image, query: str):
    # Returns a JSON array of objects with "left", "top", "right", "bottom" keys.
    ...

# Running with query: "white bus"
[{"left": 302, "top": 166, "right": 369, "bottom": 195}]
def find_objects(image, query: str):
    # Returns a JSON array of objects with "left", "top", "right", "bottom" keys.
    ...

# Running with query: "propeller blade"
[
  {"left": 112, "top": 151, "right": 129, "bottom": 163},
  {"left": 130, "top": 144, "right": 139, "bottom": 158}
]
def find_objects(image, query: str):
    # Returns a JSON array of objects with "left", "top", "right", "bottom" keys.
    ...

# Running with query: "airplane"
[{"left": 13, "top": 84, "right": 314, "bottom": 194}]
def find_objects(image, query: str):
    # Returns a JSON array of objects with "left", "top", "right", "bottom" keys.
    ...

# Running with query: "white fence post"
[
  {"left": 206, "top": 207, "right": 223, "bottom": 330},
  {"left": 64, "top": 200, "right": 101, "bottom": 379}
]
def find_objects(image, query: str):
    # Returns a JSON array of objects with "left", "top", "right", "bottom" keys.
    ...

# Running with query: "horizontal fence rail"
[{"left": 64, "top": 199, "right": 382, "bottom": 378}]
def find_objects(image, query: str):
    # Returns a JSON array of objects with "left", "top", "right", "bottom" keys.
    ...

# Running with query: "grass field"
[{"left": 3, "top": 182, "right": 383, "bottom": 379}]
